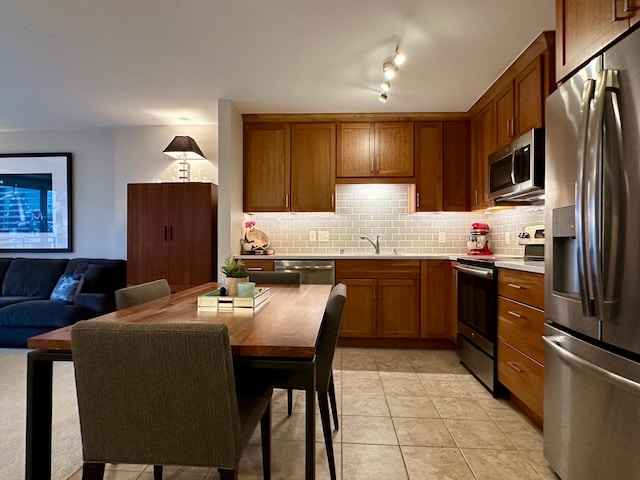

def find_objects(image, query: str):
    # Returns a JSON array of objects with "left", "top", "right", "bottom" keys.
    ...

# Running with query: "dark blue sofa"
[{"left": 0, "top": 257, "right": 126, "bottom": 348}]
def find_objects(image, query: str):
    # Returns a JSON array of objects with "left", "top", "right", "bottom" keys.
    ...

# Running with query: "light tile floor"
[{"left": 66, "top": 348, "right": 558, "bottom": 480}]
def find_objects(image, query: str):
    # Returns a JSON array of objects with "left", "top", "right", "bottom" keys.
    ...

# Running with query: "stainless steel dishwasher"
[{"left": 274, "top": 260, "right": 335, "bottom": 284}]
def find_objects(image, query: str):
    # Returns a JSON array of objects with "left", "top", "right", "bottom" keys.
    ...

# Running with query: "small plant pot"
[{"left": 225, "top": 276, "right": 249, "bottom": 297}]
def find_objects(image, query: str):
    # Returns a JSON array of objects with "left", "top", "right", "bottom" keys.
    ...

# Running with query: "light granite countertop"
[{"left": 238, "top": 254, "right": 545, "bottom": 274}]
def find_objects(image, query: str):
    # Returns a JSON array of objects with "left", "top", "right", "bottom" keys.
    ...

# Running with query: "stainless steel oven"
[{"left": 454, "top": 258, "right": 500, "bottom": 394}]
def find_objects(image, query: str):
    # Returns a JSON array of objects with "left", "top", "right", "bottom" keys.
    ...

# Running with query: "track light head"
[
  {"left": 380, "top": 81, "right": 391, "bottom": 92},
  {"left": 378, "top": 92, "right": 388, "bottom": 103},
  {"left": 383, "top": 61, "right": 398, "bottom": 80}
]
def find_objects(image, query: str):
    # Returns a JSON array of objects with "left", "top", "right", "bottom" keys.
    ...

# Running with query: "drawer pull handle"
[
  {"left": 508, "top": 361, "right": 526, "bottom": 373},
  {"left": 247, "top": 267, "right": 263, "bottom": 271},
  {"left": 507, "top": 310, "right": 522, "bottom": 318},
  {"left": 507, "top": 283, "right": 522, "bottom": 289}
]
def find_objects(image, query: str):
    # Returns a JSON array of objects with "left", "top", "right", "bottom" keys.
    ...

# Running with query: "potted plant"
[{"left": 221, "top": 256, "right": 249, "bottom": 297}]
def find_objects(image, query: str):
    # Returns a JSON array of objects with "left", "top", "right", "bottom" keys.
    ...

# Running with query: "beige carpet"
[{"left": 0, "top": 348, "right": 82, "bottom": 480}]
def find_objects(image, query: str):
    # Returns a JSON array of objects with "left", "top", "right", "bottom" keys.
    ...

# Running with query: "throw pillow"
[{"left": 50, "top": 274, "right": 84, "bottom": 303}]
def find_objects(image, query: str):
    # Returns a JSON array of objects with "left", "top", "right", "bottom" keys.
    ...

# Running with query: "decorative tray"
[
  {"left": 197, "top": 287, "right": 270, "bottom": 309},
  {"left": 245, "top": 228, "right": 270, "bottom": 248}
]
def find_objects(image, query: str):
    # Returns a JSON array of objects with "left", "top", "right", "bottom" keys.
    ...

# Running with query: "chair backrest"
[
  {"left": 248, "top": 271, "right": 301, "bottom": 285},
  {"left": 315, "top": 283, "right": 347, "bottom": 390},
  {"left": 114, "top": 279, "right": 171, "bottom": 310},
  {"left": 71, "top": 321, "right": 243, "bottom": 468}
]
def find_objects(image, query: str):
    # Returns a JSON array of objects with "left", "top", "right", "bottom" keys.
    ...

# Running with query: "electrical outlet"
[
  {"left": 318, "top": 231, "right": 329, "bottom": 242},
  {"left": 308, "top": 230, "right": 317, "bottom": 241},
  {"left": 505, "top": 232, "right": 510, "bottom": 245},
  {"left": 439, "top": 231, "right": 446, "bottom": 243}
]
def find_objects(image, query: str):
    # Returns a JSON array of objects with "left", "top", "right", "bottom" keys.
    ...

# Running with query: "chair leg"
[
  {"left": 328, "top": 372, "right": 339, "bottom": 430},
  {"left": 219, "top": 469, "right": 238, "bottom": 480},
  {"left": 260, "top": 400, "right": 272, "bottom": 480},
  {"left": 287, "top": 388, "right": 293, "bottom": 416},
  {"left": 153, "top": 464, "right": 163, "bottom": 480},
  {"left": 318, "top": 392, "right": 337, "bottom": 480},
  {"left": 81, "top": 462, "right": 105, "bottom": 480}
]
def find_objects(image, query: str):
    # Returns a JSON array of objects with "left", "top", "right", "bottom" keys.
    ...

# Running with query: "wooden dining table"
[{"left": 25, "top": 282, "right": 332, "bottom": 480}]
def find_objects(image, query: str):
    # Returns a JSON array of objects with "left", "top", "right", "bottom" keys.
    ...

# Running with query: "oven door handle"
[{"left": 454, "top": 264, "right": 494, "bottom": 279}]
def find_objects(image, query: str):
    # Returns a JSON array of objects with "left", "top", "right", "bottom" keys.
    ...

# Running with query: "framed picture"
[{"left": 0, "top": 153, "right": 72, "bottom": 252}]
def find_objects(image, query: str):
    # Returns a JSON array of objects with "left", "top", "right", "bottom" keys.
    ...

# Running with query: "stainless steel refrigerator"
[{"left": 544, "top": 28, "right": 640, "bottom": 480}]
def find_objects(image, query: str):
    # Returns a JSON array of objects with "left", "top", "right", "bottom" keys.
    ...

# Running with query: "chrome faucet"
[{"left": 360, "top": 235, "right": 380, "bottom": 254}]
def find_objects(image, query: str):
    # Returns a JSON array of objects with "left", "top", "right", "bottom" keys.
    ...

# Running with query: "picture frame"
[{"left": 0, "top": 153, "right": 72, "bottom": 252}]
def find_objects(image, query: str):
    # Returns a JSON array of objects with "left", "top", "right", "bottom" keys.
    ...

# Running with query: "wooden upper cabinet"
[
  {"left": 443, "top": 121, "right": 470, "bottom": 211},
  {"left": 470, "top": 102, "right": 495, "bottom": 210},
  {"left": 244, "top": 123, "right": 291, "bottom": 212},
  {"left": 494, "top": 81, "right": 516, "bottom": 149},
  {"left": 557, "top": 0, "right": 636, "bottom": 81},
  {"left": 244, "top": 122, "right": 336, "bottom": 213},
  {"left": 375, "top": 122, "right": 414, "bottom": 177},
  {"left": 290, "top": 123, "right": 336, "bottom": 212},
  {"left": 515, "top": 56, "right": 545, "bottom": 134},
  {"left": 413, "top": 122, "right": 443, "bottom": 212},
  {"left": 337, "top": 121, "right": 414, "bottom": 179},
  {"left": 337, "top": 123, "right": 375, "bottom": 177}
]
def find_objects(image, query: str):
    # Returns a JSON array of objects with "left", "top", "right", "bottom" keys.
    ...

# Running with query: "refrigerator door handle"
[
  {"left": 588, "top": 70, "right": 622, "bottom": 322},
  {"left": 543, "top": 336, "right": 640, "bottom": 396},
  {"left": 576, "top": 78, "right": 596, "bottom": 318}
]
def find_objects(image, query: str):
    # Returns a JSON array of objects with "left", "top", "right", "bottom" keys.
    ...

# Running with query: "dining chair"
[
  {"left": 271, "top": 283, "right": 346, "bottom": 480},
  {"left": 114, "top": 279, "right": 171, "bottom": 310},
  {"left": 247, "top": 271, "right": 301, "bottom": 285},
  {"left": 71, "top": 321, "right": 273, "bottom": 480}
]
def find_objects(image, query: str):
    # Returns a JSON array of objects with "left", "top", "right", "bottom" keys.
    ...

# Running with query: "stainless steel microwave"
[{"left": 488, "top": 128, "right": 545, "bottom": 203}]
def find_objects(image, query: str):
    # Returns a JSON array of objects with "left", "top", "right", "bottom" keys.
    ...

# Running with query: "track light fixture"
[{"left": 377, "top": 44, "right": 406, "bottom": 103}]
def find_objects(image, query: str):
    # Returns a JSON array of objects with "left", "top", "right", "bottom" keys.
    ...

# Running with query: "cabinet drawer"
[
  {"left": 336, "top": 260, "right": 420, "bottom": 279},
  {"left": 497, "top": 339, "right": 544, "bottom": 419},
  {"left": 498, "top": 269, "right": 544, "bottom": 309},
  {"left": 241, "top": 259, "right": 274, "bottom": 272},
  {"left": 498, "top": 297, "right": 545, "bottom": 364}
]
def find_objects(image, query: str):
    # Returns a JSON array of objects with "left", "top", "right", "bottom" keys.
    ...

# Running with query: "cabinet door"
[
  {"left": 421, "top": 261, "right": 452, "bottom": 339},
  {"left": 557, "top": 0, "right": 629, "bottom": 81},
  {"left": 413, "top": 122, "right": 443, "bottom": 212},
  {"left": 375, "top": 122, "right": 414, "bottom": 177},
  {"left": 377, "top": 278, "right": 420, "bottom": 338},
  {"left": 244, "top": 123, "right": 291, "bottom": 212},
  {"left": 494, "top": 82, "right": 515, "bottom": 149},
  {"left": 337, "top": 123, "right": 375, "bottom": 177},
  {"left": 291, "top": 123, "right": 336, "bottom": 212},
  {"left": 166, "top": 183, "right": 215, "bottom": 290},
  {"left": 443, "top": 121, "right": 470, "bottom": 211},
  {"left": 470, "top": 102, "right": 494, "bottom": 210},
  {"left": 515, "top": 56, "right": 544, "bottom": 135},
  {"left": 339, "top": 279, "right": 377, "bottom": 337},
  {"left": 127, "top": 184, "right": 168, "bottom": 285}
]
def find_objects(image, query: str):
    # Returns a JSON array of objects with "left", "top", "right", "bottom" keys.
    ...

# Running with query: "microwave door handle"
[
  {"left": 510, "top": 152, "right": 516, "bottom": 185},
  {"left": 576, "top": 78, "right": 596, "bottom": 318}
]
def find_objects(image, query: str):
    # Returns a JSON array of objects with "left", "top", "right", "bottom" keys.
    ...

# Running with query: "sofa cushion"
[
  {"left": 66, "top": 259, "right": 126, "bottom": 293},
  {"left": 50, "top": 274, "right": 84, "bottom": 303},
  {"left": 0, "top": 299, "right": 93, "bottom": 328},
  {"left": 0, "top": 258, "right": 14, "bottom": 286},
  {"left": 0, "top": 296, "right": 45, "bottom": 308},
  {"left": 2, "top": 259, "right": 69, "bottom": 297}
]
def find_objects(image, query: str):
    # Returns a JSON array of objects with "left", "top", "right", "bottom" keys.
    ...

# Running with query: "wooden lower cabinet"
[
  {"left": 420, "top": 260, "right": 454, "bottom": 339},
  {"left": 497, "top": 268, "right": 545, "bottom": 422},
  {"left": 240, "top": 259, "right": 274, "bottom": 272},
  {"left": 339, "top": 279, "right": 377, "bottom": 337},
  {"left": 378, "top": 279, "right": 420, "bottom": 337},
  {"left": 337, "top": 259, "right": 453, "bottom": 342},
  {"left": 337, "top": 260, "right": 420, "bottom": 339}
]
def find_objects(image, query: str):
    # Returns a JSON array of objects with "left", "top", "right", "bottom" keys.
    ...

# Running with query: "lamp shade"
[{"left": 162, "top": 136, "right": 206, "bottom": 160}]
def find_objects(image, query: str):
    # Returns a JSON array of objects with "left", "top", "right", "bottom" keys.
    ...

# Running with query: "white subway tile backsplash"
[{"left": 247, "top": 184, "right": 544, "bottom": 256}]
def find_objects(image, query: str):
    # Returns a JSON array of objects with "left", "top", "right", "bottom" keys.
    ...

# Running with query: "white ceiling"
[{"left": 0, "top": 0, "right": 555, "bottom": 131}]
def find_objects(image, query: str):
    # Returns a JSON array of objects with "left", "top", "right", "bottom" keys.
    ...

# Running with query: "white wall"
[
  {"left": 216, "top": 99, "right": 244, "bottom": 281},
  {"left": 0, "top": 125, "right": 218, "bottom": 259}
]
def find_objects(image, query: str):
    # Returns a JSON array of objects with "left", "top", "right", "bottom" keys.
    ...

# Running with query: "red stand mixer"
[{"left": 467, "top": 222, "right": 493, "bottom": 256}]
